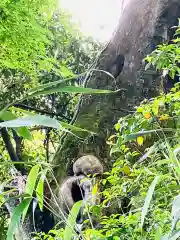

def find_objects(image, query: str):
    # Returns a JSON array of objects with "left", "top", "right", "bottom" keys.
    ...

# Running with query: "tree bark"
[{"left": 53, "top": 0, "right": 180, "bottom": 182}]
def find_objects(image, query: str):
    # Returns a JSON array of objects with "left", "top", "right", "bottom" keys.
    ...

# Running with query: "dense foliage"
[
  {"left": 39, "top": 21, "right": 180, "bottom": 240},
  {"left": 0, "top": 1, "right": 180, "bottom": 240}
]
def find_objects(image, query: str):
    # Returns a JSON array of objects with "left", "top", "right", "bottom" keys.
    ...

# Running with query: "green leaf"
[
  {"left": 60, "top": 121, "right": 94, "bottom": 134},
  {"left": 36, "top": 172, "right": 46, "bottom": 211},
  {"left": 22, "top": 165, "right": 40, "bottom": 222},
  {"left": 26, "top": 75, "right": 77, "bottom": 94},
  {"left": 125, "top": 129, "right": 179, "bottom": 141},
  {"left": 64, "top": 200, "right": 83, "bottom": 240},
  {"left": 169, "top": 229, "right": 180, "bottom": 240},
  {"left": 13, "top": 127, "right": 32, "bottom": 140},
  {"left": 7, "top": 198, "right": 31, "bottom": 240},
  {"left": 0, "top": 115, "right": 61, "bottom": 129},
  {"left": 155, "top": 226, "right": 162, "bottom": 240},
  {"left": 0, "top": 110, "right": 16, "bottom": 121},
  {"left": 26, "top": 85, "right": 113, "bottom": 100},
  {"left": 140, "top": 176, "right": 160, "bottom": 228},
  {"left": 0, "top": 110, "right": 32, "bottom": 140}
]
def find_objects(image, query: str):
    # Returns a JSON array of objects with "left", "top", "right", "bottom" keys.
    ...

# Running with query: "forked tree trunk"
[{"left": 53, "top": 0, "right": 180, "bottom": 182}]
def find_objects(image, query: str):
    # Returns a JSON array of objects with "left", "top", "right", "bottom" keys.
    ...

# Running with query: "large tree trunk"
[{"left": 53, "top": 0, "right": 180, "bottom": 182}]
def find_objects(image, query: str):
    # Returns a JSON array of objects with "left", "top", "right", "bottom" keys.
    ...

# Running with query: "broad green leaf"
[
  {"left": 7, "top": 198, "right": 31, "bottom": 240},
  {"left": 22, "top": 165, "right": 40, "bottom": 222},
  {"left": 64, "top": 200, "right": 83, "bottom": 240},
  {"left": 140, "top": 176, "right": 160, "bottom": 228},
  {"left": 0, "top": 110, "right": 16, "bottom": 121},
  {"left": 13, "top": 127, "right": 32, "bottom": 140}
]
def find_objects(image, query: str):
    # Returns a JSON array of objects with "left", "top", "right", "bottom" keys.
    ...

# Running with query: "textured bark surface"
[{"left": 53, "top": 0, "right": 180, "bottom": 182}]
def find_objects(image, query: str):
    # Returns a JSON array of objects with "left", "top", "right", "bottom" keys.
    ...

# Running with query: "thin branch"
[
  {"left": 44, "top": 128, "right": 50, "bottom": 161},
  {"left": 1, "top": 128, "right": 19, "bottom": 162},
  {"left": 12, "top": 129, "right": 23, "bottom": 161},
  {"left": 14, "top": 103, "right": 71, "bottom": 121},
  {"left": 58, "top": 93, "right": 79, "bottom": 115},
  {"left": 109, "top": 108, "right": 135, "bottom": 113}
]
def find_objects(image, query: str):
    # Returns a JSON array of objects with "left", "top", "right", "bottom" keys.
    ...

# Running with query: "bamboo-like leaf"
[
  {"left": 26, "top": 85, "right": 113, "bottom": 100},
  {"left": 0, "top": 115, "right": 61, "bottom": 129},
  {"left": 60, "top": 121, "right": 94, "bottom": 134},
  {"left": 26, "top": 74, "right": 78, "bottom": 94},
  {"left": 0, "top": 110, "right": 32, "bottom": 140},
  {"left": 125, "top": 129, "right": 179, "bottom": 142},
  {"left": 155, "top": 226, "right": 162, "bottom": 240},
  {"left": 7, "top": 198, "right": 31, "bottom": 240},
  {"left": 64, "top": 200, "right": 83, "bottom": 240},
  {"left": 22, "top": 165, "right": 40, "bottom": 222},
  {"left": 26, "top": 69, "right": 113, "bottom": 95},
  {"left": 0, "top": 115, "right": 93, "bottom": 137},
  {"left": 140, "top": 176, "right": 160, "bottom": 228},
  {"left": 36, "top": 173, "right": 46, "bottom": 211}
]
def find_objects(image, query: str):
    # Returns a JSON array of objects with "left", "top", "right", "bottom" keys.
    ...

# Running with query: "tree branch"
[
  {"left": 14, "top": 103, "right": 71, "bottom": 121},
  {"left": 0, "top": 127, "right": 26, "bottom": 174}
]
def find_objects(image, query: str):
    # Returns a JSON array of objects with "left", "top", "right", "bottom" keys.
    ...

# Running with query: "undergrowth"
[{"left": 37, "top": 83, "right": 180, "bottom": 240}]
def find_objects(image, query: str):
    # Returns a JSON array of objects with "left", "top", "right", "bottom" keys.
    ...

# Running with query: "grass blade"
[
  {"left": 26, "top": 85, "right": 113, "bottom": 99},
  {"left": 64, "top": 200, "right": 83, "bottom": 240},
  {"left": 36, "top": 174, "right": 45, "bottom": 211},
  {"left": 7, "top": 198, "right": 31, "bottom": 240},
  {"left": 140, "top": 176, "right": 160, "bottom": 228},
  {"left": 22, "top": 164, "right": 40, "bottom": 222}
]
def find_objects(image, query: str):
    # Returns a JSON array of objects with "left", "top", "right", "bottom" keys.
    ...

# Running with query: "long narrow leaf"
[
  {"left": 64, "top": 200, "right": 83, "bottom": 240},
  {"left": 26, "top": 74, "right": 79, "bottom": 94},
  {"left": 36, "top": 172, "right": 47, "bottom": 211},
  {"left": 26, "top": 85, "right": 113, "bottom": 100},
  {"left": 22, "top": 165, "right": 40, "bottom": 222},
  {"left": 60, "top": 121, "right": 94, "bottom": 134},
  {"left": 125, "top": 129, "right": 179, "bottom": 141},
  {"left": 26, "top": 68, "right": 113, "bottom": 95},
  {"left": 0, "top": 115, "right": 61, "bottom": 129},
  {"left": 155, "top": 226, "right": 162, "bottom": 240},
  {"left": 0, "top": 110, "right": 32, "bottom": 140},
  {"left": 7, "top": 198, "right": 31, "bottom": 240},
  {"left": 140, "top": 176, "right": 160, "bottom": 228}
]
